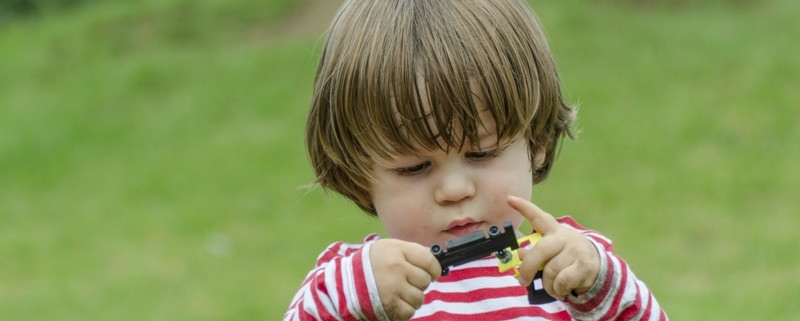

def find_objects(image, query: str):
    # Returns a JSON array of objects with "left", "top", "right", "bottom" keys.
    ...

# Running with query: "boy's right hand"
[{"left": 370, "top": 239, "right": 442, "bottom": 321}]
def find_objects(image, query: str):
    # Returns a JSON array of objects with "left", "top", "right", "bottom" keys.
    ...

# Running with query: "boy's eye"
[
  {"left": 466, "top": 149, "right": 500, "bottom": 161},
  {"left": 393, "top": 162, "right": 430, "bottom": 176}
]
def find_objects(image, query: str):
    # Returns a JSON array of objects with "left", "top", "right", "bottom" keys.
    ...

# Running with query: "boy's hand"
[
  {"left": 370, "top": 239, "right": 442, "bottom": 320},
  {"left": 507, "top": 196, "right": 600, "bottom": 301}
]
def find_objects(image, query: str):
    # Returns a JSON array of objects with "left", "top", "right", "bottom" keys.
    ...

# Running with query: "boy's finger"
[
  {"left": 507, "top": 195, "right": 560, "bottom": 235},
  {"left": 405, "top": 264, "right": 433, "bottom": 290},
  {"left": 385, "top": 296, "right": 417, "bottom": 321},
  {"left": 403, "top": 242, "right": 443, "bottom": 280},
  {"left": 551, "top": 264, "right": 582, "bottom": 299},
  {"left": 516, "top": 248, "right": 544, "bottom": 286},
  {"left": 517, "top": 236, "right": 563, "bottom": 286}
]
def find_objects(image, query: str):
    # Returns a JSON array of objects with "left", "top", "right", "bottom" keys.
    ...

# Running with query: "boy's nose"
[{"left": 434, "top": 169, "right": 475, "bottom": 204}]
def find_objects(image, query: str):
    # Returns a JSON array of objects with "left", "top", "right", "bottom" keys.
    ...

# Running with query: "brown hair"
[{"left": 306, "top": 0, "right": 576, "bottom": 214}]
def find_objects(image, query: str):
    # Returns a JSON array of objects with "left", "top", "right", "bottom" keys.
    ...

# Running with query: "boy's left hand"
[{"left": 507, "top": 196, "right": 600, "bottom": 301}]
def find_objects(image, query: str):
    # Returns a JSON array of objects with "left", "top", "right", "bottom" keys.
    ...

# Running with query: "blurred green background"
[{"left": 1, "top": 0, "right": 798, "bottom": 320}]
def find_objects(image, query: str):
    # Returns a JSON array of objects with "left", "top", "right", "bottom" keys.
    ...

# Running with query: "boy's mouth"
[{"left": 444, "top": 220, "right": 482, "bottom": 237}]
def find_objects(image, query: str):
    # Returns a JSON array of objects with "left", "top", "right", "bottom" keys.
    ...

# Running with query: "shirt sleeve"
[
  {"left": 558, "top": 217, "right": 669, "bottom": 321},
  {"left": 284, "top": 235, "right": 387, "bottom": 321}
]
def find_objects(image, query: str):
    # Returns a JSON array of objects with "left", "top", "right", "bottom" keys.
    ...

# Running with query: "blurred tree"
[
  {"left": 0, "top": 0, "right": 94, "bottom": 17},
  {"left": 0, "top": 0, "right": 37, "bottom": 16}
]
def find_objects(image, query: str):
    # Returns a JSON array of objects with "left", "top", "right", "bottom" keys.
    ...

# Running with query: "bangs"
[{"left": 321, "top": 0, "right": 542, "bottom": 161}]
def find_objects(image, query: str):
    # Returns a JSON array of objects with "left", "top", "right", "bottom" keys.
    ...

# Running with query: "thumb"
[{"left": 507, "top": 195, "right": 559, "bottom": 235}]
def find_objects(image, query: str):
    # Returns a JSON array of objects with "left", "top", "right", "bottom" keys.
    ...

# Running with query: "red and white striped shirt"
[{"left": 284, "top": 217, "right": 667, "bottom": 321}]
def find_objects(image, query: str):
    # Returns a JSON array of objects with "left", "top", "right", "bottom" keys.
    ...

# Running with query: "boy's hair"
[{"left": 306, "top": 0, "right": 576, "bottom": 215}]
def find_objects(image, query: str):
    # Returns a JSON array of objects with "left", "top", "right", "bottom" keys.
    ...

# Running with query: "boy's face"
[{"left": 368, "top": 108, "right": 533, "bottom": 247}]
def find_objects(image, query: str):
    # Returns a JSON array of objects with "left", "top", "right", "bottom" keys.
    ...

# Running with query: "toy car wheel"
[
  {"left": 431, "top": 244, "right": 443, "bottom": 256},
  {"left": 488, "top": 225, "right": 500, "bottom": 237}
]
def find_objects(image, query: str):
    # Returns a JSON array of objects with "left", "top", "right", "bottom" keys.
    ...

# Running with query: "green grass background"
[{"left": 1, "top": 0, "right": 797, "bottom": 319}]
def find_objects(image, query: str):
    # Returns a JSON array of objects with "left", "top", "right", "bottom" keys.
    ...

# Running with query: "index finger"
[{"left": 507, "top": 195, "right": 560, "bottom": 235}]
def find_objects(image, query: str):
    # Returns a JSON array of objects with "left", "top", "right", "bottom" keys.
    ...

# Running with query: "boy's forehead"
[
  {"left": 385, "top": 106, "right": 499, "bottom": 157},
  {"left": 390, "top": 107, "right": 497, "bottom": 137},
  {"left": 389, "top": 73, "right": 491, "bottom": 128},
  {"left": 390, "top": 83, "right": 495, "bottom": 137}
]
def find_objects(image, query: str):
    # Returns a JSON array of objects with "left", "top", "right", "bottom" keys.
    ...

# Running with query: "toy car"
[
  {"left": 431, "top": 221, "right": 553, "bottom": 304},
  {"left": 430, "top": 221, "right": 519, "bottom": 276}
]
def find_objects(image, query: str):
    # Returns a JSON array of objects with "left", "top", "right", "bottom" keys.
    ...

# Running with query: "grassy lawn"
[{"left": 1, "top": 0, "right": 797, "bottom": 320}]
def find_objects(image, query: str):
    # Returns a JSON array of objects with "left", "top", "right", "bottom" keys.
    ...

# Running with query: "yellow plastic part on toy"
[{"left": 497, "top": 233, "right": 542, "bottom": 278}]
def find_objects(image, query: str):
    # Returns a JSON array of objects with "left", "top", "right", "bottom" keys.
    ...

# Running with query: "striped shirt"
[{"left": 284, "top": 217, "right": 667, "bottom": 320}]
